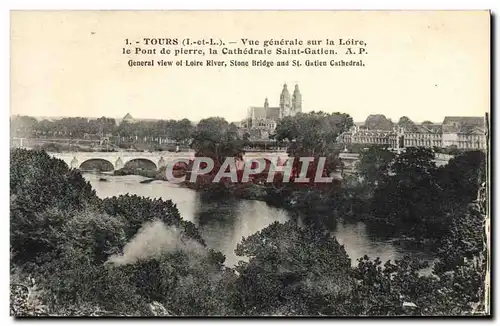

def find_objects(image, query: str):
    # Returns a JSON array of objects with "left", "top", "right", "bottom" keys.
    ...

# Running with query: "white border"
[{"left": 2, "top": 1, "right": 498, "bottom": 325}]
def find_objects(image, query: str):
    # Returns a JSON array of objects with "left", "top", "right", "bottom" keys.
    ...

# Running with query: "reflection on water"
[
  {"left": 88, "top": 173, "right": 198, "bottom": 224},
  {"left": 333, "top": 221, "right": 435, "bottom": 267},
  {"left": 84, "top": 173, "right": 434, "bottom": 268},
  {"left": 193, "top": 195, "right": 290, "bottom": 266}
]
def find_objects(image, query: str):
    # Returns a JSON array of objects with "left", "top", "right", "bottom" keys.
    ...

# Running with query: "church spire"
[
  {"left": 264, "top": 97, "right": 269, "bottom": 109},
  {"left": 292, "top": 84, "right": 302, "bottom": 115},
  {"left": 279, "top": 83, "right": 291, "bottom": 118}
]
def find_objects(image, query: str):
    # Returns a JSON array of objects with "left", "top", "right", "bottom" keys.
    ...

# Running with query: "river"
[{"left": 83, "top": 173, "right": 435, "bottom": 268}]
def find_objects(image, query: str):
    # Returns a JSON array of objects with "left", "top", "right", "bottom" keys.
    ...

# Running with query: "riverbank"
[
  {"left": 113, "top": 166, "right": 337, "bottom": 210},
  {"left": 83, "top": 172, "right": 439, "bottom": 268},
  {"left": 109, "top": 167, "right": 441, "bottom": 252}
]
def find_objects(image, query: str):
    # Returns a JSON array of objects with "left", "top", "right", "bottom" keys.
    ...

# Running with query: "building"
[
  {"left": 337, "top": 125, "right": 399, "bottom": 148},
  {"left": 337, "top": 115, "right": 486, "bottom": 150},
  {"left": 246, "top": 83, "right": 302, "bottom": 133},
  {"left": 402, "top": 124, "right": 443, "bottom": 148},
  {"left": 121, "top": 113, "right": 135, "bottom": 124},
  {"left": 441, "top": 116, "right": 486, "bottom": 149}
]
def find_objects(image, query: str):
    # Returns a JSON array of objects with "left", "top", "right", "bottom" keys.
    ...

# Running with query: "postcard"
[{"left": 10, "top": 10, "right": 490, "bottom": 317}]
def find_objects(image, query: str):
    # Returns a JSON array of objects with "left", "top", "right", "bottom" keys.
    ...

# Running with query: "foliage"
[
  {"left": 102, "top": 194, "right": 205, "bottom": 245},
  {"left": 121, "top": 249, "right": 235, "bottom": 316},
  {"left": 10, "top": 115, "right": 39, "bottom": 137},
  {"left": 10, "top": 148, "right": 228, "bottom": 316},
  {"left": 10, "top": 149, "right": 98, "bottom": 264},
  {"left": 370, "top": 147, "right": 448, "bottom": 237},
  {"left": 37, "top": 209, "right": 146, "bottom": 314},
  {"left": 367, "top": 148, "right": 486, "bottom": 240},
  {"left": 169, "top": 118, "right": 194, "bottom": 142},
  {"left": 437, "top": 150, "right": 486, "bottom": 205},
  {"left": 274, "top": 111, "right": 353, "bottom": 157},
  {"left": 10, "top": 115, "right": 195, "bottom": 145},
  {"left": 190, "top": 117, "right": 247, "bottom": 171},
  {"left": 398, "top": 116, "right": 418, "bottom": 132},
  {"left": 272, "top": 111, "right": 352, "bottom": 189},
  {"left": 434, "top": 202, "right": 486, "bottom": 273},
  {"left": 10, "top": 148, "right": 488, "bottom": 316},
  {"left": 356, "top": 146, "right": 396, "bottom": 191},
  {"left": 232, "top": 221, "right": 353, "bottom": 315},
  {"left": 349, "top": 256, "right": 437, "bottom": 316},
  {"left": 364, "top": 114, "right": 393, "bottom": 131}
]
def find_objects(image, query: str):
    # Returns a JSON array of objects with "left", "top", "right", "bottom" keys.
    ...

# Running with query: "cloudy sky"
[{"left": 11, "top": 11, "right": 489, "bottom": 123}]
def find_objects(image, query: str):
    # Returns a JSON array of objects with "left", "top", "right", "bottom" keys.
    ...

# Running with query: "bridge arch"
[
  {"left": 79, "top": 158, "right": 115, "bottom": 172},
  {"left": 123, "top": 158, "right": 157, "bottom": 171}
]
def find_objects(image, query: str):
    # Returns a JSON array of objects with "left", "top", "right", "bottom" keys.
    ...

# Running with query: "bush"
[
  {"left": 10, "top": 149, "right": 98, "bottom": 264},
  {"left": 10, "top": 148, "right": 488, "bottom": 316}
]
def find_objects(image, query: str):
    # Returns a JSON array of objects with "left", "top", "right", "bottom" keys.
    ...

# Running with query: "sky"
[{"left": 10, "top": 11, "right": 490, "bottom": 123}]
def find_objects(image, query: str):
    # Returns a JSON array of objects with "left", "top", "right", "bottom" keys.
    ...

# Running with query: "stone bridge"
[
  {"left": 50, "top": 150, "right": 454, "bottom": 173},
  {"left": 50, "top": 151, "right": 291, "bottom": 171}
]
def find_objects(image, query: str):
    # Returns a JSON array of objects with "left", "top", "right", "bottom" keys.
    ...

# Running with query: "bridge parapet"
[
  {"left": 50, "top": 151, "right": 289, "bottom": 171},
  {"left": 50, "top": 152, "right": 189, "bottom": 171},
  {"left": 50, "top": 150, "right": 454, "bottom": 173}
]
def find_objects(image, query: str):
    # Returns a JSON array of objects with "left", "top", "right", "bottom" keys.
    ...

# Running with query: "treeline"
[
  {"left": 171, "top": 112, "right": 352, "bottom": 201},
  {"left": 364, "top": 115, "right": 436, "bottom": 131},
  {"left": 10, "top": 148, "right": 488, "bottom": 316},
  {"left": 343, "top": 146, "right": 487, "bottom": 242},
  {"left": 10, "top": 115, "right": 194, "bottom": 143},
  {"left": 10, "top": 111, "right": 352, "bottom": 149},
  {"left": 184, "top": 112, "right": 487, "bottom": 240}
]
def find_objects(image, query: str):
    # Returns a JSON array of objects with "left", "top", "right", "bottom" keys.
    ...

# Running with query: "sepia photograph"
[{"left": 9, "top": 10, "right": 490, "bottom": 317}]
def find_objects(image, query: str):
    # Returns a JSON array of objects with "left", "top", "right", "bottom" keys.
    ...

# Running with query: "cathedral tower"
[
  {"left": 279, "top": 83, "right": 291, "bottom": 118},
  {"left": 292, "top": 84, "right": 302, "bottom": 115}
]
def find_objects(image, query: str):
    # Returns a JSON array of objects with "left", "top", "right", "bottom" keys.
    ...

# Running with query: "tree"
[
  {"left": 349, "top": 256, "right": 437, "bottom": 316},
  {"left": 431, "top": 194, "right": 488, "bottom": 315},
  {"left": 53, "top": 117, "right": 90, "bottom": 138},
  {"left": 35, "top": 119, "right": 54, "bottom": 136},
  {"left": 169, "top": 119, "right": 193, "bottom": 143},
  {"left": 124, "top": 249, "right": 235, "bottom": 316},
  {"left": 273, "top": 112, "right": 352, "bottom": 183},
  {"left": 36, "top": 208, "right": 146, "bottom": 314},
  {"left": 116, "top": 121, "right": 136, "bottom": 139},
  {"left": 10, "top": 149, "right": 233, "bottom": 316},
  {"left": 95, "top": 117, "right": 117, "bottom": 135},
  {"left": 10, "top": 147, "right": 489, "bottom": 316},
  {"left": 232, "top": 221, "right": 353, "bottom": 315},
  {"left": 102, "top": 194, "right": 204, "bottom": 245},
  {"left": 190, "top": 117, "right": 246, "bottom": 170},
  {"left": 275, "top": 111, "right": 353, "bottom": 157},
  {"left": 364, "top": 114, "right": 393, "bottom": 131},
  {"left": 356, "top": 146, "right": 396, "bottom": 191},
  {"left": 370, "top": 147, "right": 446, "bottom": 237},
  {"left": 10, "top": 149, "right": 98, "bottom": 264},
  {"left": 351, "top": 189, "right": 488, "bottom": 316},
  {"left": 10, "top": 115, "right": 39, "bottom": 138},
  {"left": 398, "top": 116, "right": 417, "bottom": 132},
  {"left": 437, "top": 151, "right": 486, "bottom": 205},
  {"left": 434, "top": 203, "right": 485, "bottom": 273}
]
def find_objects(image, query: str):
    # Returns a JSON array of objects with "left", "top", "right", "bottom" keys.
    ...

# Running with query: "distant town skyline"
[
  {"left": 11, "top": 11, "right": 489, "bottom": 124},
  {"left": 10, "top": 112, "right": 467, "bottom": 126}
]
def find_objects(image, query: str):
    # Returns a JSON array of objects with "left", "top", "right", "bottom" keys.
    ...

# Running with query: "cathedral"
[{"left": 246, "top": 83, "right": 302, "bottom": 131}]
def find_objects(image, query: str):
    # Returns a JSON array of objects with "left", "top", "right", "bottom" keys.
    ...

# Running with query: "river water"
[{"left": 83, "top": 173, "right": 435, "bottom": 268}]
